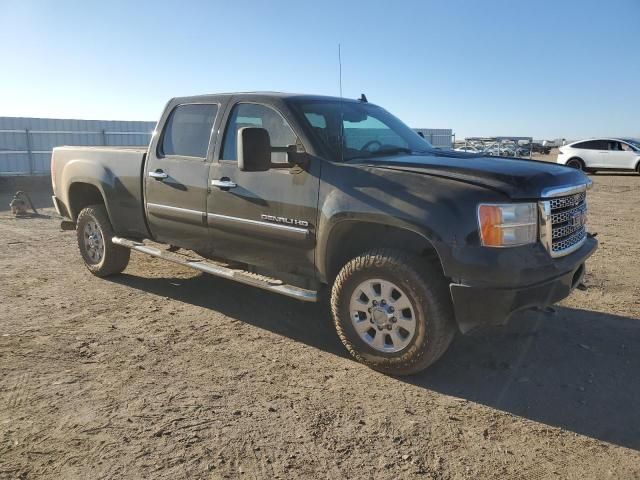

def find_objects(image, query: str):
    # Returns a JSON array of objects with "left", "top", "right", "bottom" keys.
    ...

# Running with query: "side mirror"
[
  {"left": 417, "top": 131, "right": 425, "bottom": 139},
  {"left": 238, "top": 127, "right": 271, "bottom": 172}
]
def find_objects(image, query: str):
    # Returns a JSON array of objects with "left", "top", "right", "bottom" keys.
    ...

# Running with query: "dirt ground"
[{"left": 1, "top": 171, "right": 640, "bottom": 480}]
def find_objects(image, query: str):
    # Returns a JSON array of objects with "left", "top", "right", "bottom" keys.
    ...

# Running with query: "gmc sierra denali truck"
[{"left": 51, "top": 92, "right": 597, "bottom": 375}]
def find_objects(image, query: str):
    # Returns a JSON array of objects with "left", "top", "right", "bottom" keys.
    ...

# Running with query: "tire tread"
[
  {"left": 76, "top": 204, "right": 130, "bottom": 277},
  {"left": 331, "top": 248, "right": 455, "bottom": 375}
]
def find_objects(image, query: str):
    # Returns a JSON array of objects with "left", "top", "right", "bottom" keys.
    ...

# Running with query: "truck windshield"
[{"left": 291, "top": 100, "right": 433, "bottom": 161}]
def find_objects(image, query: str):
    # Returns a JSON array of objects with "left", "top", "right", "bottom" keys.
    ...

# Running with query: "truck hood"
[{"left": 357, "top": 150, "right": 590, "bottom": 200}]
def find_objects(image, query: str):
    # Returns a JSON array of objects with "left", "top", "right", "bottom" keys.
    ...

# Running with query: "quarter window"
[
  {"left": 221, "top": 103, "right": 297, "bottom": 163},
  {"left": 160, "top": 104, "right": 218, "bottom": 158}
]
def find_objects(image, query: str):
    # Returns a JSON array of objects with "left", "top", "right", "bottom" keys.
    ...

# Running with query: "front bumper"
[{"left": 449, "top": 235, "right": 598, "bottom": 333}]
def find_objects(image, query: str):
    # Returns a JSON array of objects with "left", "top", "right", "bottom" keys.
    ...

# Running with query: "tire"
[
  {"left": 331, "top": 248, "right": 456, "bottom": 375},
  {"left": 566, "top": 158, "right": 584, "bottom": 170},
  {"left": 76, "top": 204, "right": 130, "bottom": 277}
]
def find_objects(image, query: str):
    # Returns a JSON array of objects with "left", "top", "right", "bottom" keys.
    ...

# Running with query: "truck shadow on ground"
[{"left": 112, "top": 272, "right": 640, "bottom": 451}]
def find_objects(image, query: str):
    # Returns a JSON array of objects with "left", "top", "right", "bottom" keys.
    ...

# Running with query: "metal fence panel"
[
  {"left": 0, "top": 117, "right": 155, "bottom": 175},
  {"left": 414, "top": 128, "right": 454, "bottom": 149}
]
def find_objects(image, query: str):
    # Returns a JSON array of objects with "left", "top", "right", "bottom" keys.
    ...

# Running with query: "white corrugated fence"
[{"left": 0, "top": 117, "right": 155, "bottom": 175}]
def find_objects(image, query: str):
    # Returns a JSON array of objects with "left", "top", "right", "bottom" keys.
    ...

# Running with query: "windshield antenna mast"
[
  {"left": 338, "top": 43, "right": 343, "bottom": 98},
  {"left": 338, "top": 43, "right": 344, "bottom": 162}
]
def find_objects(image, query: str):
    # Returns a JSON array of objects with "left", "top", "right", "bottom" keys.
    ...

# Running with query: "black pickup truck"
[{"left": 51, "top": 92, "right": 597, "bottom": 375}]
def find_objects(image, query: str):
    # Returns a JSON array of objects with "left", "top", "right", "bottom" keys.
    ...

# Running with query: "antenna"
[
  {"left": 338, "top": 43, "right": 344, "bottom": 163},
  {"left": 338, "top": 43, "right": 343, "bottom": 98}
]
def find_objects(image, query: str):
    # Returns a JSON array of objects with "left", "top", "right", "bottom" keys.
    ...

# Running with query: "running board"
[{"left": 112, "top": 237, "right": 318, "bottom": 302}]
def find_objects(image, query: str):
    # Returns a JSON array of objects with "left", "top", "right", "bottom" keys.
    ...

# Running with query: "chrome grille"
[
  {"left": 548, "top": 192, "right": 586, "bottom": 210},
  {"left": 539, "top": 187, "right": 588, "bottom": 258},
  {"left": 553, "top": 227, "right": 587, "bottom": 252}
]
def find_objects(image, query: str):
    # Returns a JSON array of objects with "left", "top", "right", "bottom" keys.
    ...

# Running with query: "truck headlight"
[{"left": 478, "top": 203, "right": 537, "bottom": 247}]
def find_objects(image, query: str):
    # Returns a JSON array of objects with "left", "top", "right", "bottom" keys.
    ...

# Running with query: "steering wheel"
[{"left": 361, "top": 140, "right": 382, "bottom": 152}]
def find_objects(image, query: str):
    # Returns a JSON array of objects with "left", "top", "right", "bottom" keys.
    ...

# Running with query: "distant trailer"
[
  {"left": 414, "top": 128, "right": 454, "bottom": 149},
  {"left": 0, "top": 116, "right": 155, "bottom": 175}
]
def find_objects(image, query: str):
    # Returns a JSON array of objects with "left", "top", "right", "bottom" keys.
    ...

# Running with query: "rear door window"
[
  {"left": 575, "top": 140, "right": 606, "bottom": 150},
  {"left": 160, "top": 104, "right": 218, "bottom": 158}
]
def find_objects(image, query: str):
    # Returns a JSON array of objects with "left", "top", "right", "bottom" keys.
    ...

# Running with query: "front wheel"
[
  {"left": 76, "top": 204, "right": 130, "bottom": 277},
  {"left": 331, "top": 249, "right": 456, "bottom": 375}
]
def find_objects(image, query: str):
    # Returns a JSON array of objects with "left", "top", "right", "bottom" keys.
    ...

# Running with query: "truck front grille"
[{"left": 539, "top": 189, "right": 588, "bottom": 258}]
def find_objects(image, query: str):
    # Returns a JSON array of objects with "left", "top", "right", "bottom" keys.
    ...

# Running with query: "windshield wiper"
[
  {"left": 346, "top": 147, "right": 416, "bottom": 161},
  {"left": 368, "top": 147, "right": 413, "bottom": 156}
]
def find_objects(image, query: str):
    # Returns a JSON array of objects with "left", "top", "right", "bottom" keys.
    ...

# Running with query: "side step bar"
[{"left": 112, "top": 237, "right": 318, "bottom": 302}]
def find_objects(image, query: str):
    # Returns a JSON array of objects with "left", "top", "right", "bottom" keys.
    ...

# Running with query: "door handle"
[
  {"left": 211, "top": 178, "right": 237, "bottom": 189},
  {"left": 149, "top": 169, "right": 168, "bottom": 180}
]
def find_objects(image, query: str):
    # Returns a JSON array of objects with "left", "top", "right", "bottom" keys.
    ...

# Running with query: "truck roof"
[{"left": 171, "top": 92, "right": 364, "bottom": 104}]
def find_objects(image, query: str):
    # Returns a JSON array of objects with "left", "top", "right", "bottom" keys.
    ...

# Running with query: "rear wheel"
[
  {"left": 566, "top": 158, "right": 584, "bottom": 170},
  {"left": 76, "top": 204, "right": 130, "bottom": 277},
  {"left": 331, "top": 249, "right": 456, "bottom": 375}
]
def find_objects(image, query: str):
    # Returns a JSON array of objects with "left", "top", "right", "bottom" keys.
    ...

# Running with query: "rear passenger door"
[
  {"left": 145, "top": 102, "right": 219, "bottom": 252},
  {"left": 206, "top": 100, "right": 320, "bottom": 277},
  {"left": 579, "top": 140, "right": 608, "bottom": 168}
]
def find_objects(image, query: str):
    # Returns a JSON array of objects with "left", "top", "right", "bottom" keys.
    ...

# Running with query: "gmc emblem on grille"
[{"left": 569, "top": 211, "right": 586, "bottom": 228}]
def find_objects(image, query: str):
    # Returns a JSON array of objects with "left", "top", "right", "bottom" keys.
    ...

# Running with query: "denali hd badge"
[{"left": 261, "top": 214, "right": 309, "bottom": 227}]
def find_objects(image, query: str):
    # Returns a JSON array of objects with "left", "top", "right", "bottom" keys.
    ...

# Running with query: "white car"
[
  {"left": 454, "top": 145, "right": 483, "bottom": 154},
  {"left": 557, "top": 138, "right": 640, "bottom": 174}
]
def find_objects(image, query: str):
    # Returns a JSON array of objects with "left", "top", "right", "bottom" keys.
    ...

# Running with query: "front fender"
[{"left": 314, "top": 161, "right": 510, "bottom": 282}]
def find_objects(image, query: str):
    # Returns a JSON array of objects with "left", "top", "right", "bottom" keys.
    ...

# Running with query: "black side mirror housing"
[
  {"left": 238, "top": 127, "right": 272, "bottom": 172},
  {"left": 237, "top": 126, "right": 307, "bottom": 172}
]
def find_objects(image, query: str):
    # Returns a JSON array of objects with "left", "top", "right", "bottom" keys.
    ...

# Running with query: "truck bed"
[{"left": 51, "top": 145, "right": 149, "bottom": 238}]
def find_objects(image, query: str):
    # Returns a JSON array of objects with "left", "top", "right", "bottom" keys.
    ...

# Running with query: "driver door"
[
  {"left": 206, "top": 100, "right": 320, "bottom": 277},
  {"left": 608, "top": 141, "right": 637, "bottom": 169}
]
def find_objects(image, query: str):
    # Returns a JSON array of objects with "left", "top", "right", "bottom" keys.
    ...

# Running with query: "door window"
[
  {"left": 221, "top": 103, "right": 297, "bottom": 163},
  {"left": 575, "top": 140, "right": 607, "bottom": 150},
  {"left": 160, "top": 104, "right": 218, "bottom": 158}
]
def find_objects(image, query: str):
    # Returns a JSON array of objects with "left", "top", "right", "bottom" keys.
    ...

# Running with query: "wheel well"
[
  {"left": 68, "top": 183, "right": 105, "bottom": 220},
  {"left": 325, "top": 221, "right": 443, "bottom": 281}
]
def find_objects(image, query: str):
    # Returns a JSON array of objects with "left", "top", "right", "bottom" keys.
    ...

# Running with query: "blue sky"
[{"left": 1, "top": 0, "right": 638, "bottom": 139}]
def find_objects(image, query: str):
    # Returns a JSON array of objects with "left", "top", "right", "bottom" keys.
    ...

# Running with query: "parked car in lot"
[
  {"left": 557, "top": 138, "right": 640, "bottom": 174},
  {"left": 531, "top": 142, "right": 552, "bottom": 155},
  {"left": 453, "top": 145, "right": 483, "bottom": 154},
  {"left": 50, "top": 92, "right": 597, "bottom": 375}
]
